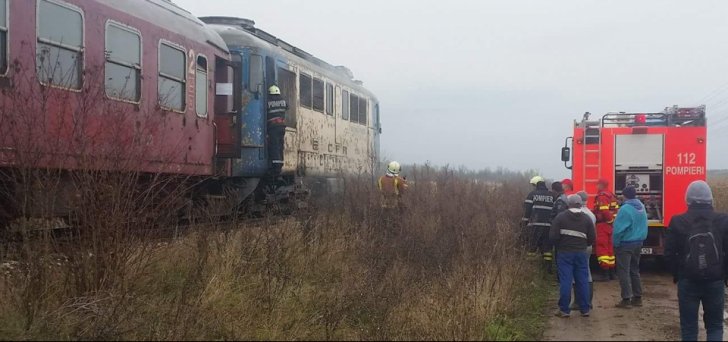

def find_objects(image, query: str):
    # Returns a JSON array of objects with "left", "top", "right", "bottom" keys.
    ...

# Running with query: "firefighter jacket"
[
  {"left": 522, "top": 184, "right": 556, "bottom": 228},
  {"left": 593, "top": 191, "right": 619, "bottom": 224},
  {"left": 267, "top": 94, "right": 288, "bottom": 126},
  {"left": 378, "top": 174, "right": 407, "bottom": 208}
]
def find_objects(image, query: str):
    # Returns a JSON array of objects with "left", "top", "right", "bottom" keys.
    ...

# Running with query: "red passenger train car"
[
  {"left": 0, "top": 0, "right": 238, "bottom": 176},
  {"left": 561, "top": 106, "right": 708, "bottom": 255},
  {"left": 0, "top": 0, "right": 249, "bottom": 224}
]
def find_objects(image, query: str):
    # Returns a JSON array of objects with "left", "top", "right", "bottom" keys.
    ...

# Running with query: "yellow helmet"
[
  {"left": 530, "top": 176, "right": 544, "bottom": 186},
  {"left": 268, "top": 85, "right": 281, "bottom": 95},
  {"left": 387, "top": 161, "right": 401, "bottom": 175}
]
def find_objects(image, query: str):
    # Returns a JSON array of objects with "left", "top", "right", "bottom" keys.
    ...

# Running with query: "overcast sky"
[{"left": 176, "top": 0, "right": 728, "bottom": 178}]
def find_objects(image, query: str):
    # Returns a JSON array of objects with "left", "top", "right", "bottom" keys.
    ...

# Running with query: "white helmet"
[
  {"left": 530, "top": 176, "right": 544, "bottom": 186},
  {"left": 268, "top": 85, "right": 281, "bottom": 95},
  {"left": 387, "top": 161, "right": 401, "bottom": 175}
]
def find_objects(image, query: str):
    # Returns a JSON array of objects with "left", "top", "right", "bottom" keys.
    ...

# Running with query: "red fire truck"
[{"left": 561, "top": 106, "right": 707, "bottom": 256}]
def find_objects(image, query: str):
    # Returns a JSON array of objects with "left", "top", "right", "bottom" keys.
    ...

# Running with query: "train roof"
[
  {"left": 200, "top": 17, "right": 377, "bottom": 101},
  {"left": 96, "top": 0, "right": 229, "bottom": 54}
]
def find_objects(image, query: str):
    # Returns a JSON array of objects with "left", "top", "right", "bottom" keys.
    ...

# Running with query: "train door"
[
  {"left": 335, "top": 86, "right": 344, "bottom": 145},
  {"left": 373, "top": 103, "right": 381, "bottom": 168},
  {"left": 275, "top": 63, "right": 298, "bottom": 174},
  {"left": 213, "top": 56, "right": 242, "bottom": 158},
  {"left": 235, "top": 50, "right": 267, "bottom": 176}
]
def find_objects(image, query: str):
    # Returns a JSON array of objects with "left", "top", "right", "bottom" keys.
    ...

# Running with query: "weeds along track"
[
  {"left": 0, "top": 210, "right": 295, "bottom": 263},
  {"left": 0, "top": 167, "right": 540, "bottom": 340}
]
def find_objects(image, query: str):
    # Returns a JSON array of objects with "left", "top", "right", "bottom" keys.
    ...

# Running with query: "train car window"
[
  {"left": 105, "top": 22, "right": 141, "bottom": 102},
  {"left": 359, "top": 97, "right": 368, "bottom": 126},
  {"left": 37, "top": 0, "right": 84, "bottom": 89},
  {"left": 158, "top": 42, "right": 186, "bottom": 111},
  {"left": 312, "top": 78, "right": 324, "bottom": 112},
  {"left": 326, "top": 83, "right": 334, "bottom": 116},
  {"left": 350, "top": 94, "right": 359, "bottom": 123},
  {"left": 342, "top": 90, "right": 350, "bottom": 121},
  {"left": 299, "top": 73, "right": 312, "bottom": 108},
  {"left": 277, "top": 67, "right": 297, "bottom": 128},
  {"left": 0, "top": 0, "right": 7, "bottom": 75},
  {"left": 248, "top": 54, "right": 263, "bottom": 92},
  {"left": 195, "top": 55, "right": 208, "bottom": 117}
]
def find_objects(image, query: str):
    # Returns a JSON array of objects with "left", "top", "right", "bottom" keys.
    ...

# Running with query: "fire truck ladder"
[{"left": 582, "top": 126, "right": 601, "bottom": 196}]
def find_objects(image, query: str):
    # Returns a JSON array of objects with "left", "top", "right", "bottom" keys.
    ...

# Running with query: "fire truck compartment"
[
  {"left": 614, "top": 134, "right": 664, "bottom": 170},
  {"left": 614, "top": 134, "right": 665, "bottom": 223}
]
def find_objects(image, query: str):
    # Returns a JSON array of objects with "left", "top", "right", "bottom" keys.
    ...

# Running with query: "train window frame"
[
  {"left": 195, "top": 54, "right": 208, "bottom": 118},
  {"left": 104, "top": 20, "right": 142, "bottom": 103},
  {"left": 342, "top": 89, "right": 350, "bottom": 121},
  {"left": 359, "top": 97, "right": 368, "bottom": 126},
  {"left": 277, "top": 66, "right": 297, "bottom": 128},
  {"left": 299, "top": 72, "right": 312, "bottom": 109},
  {"left": 248, "top": 54, "right": 263, "bottom": 93},
  {"left": 325, "top": 83, "right": 334, "bottom": 116},
  {"left": 0, "top": 0, "right": 8, "bottom": 77},
  {"left": 312, "top": 77, "right": 324, "bottom": 113},
  {"left": 36, "top": 0, "right": 85, "bottom": 91},
  {"left": 375, "top": 103, "right": 380, "bottom": 130},
  {"left": 349, "top": 93, "right": 359, "bottom": 124},
  {"left": 157, "top": 40, "right": 187, "bottom": 113}
]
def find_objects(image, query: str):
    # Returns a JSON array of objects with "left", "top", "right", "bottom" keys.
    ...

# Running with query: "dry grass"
[
  {"left": 0, "top": 166, "right": 545, "bottom": 341},
  {"left": 709, "top": 176, "right": 728, "bottom": 212}
]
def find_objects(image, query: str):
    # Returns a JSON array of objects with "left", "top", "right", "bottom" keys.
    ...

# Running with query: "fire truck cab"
[{"left": 561, "top": 106, "right": 707, "bottom": 256}]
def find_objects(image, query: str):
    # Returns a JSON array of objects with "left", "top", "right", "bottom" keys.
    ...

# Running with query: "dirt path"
[{"left": 543, "top": 272, "right": 728, "bottom": 341}]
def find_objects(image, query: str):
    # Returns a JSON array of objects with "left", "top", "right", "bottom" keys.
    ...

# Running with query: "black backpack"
[{"left": 683, "top": 212, "right": 724, "bottom": 281}]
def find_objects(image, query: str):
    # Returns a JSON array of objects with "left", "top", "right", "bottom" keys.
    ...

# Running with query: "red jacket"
[{"left": 593, "top": 191, "right": 619, "bottom": 224}]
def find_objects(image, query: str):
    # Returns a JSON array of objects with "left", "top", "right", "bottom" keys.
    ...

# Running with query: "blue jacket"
[{"left": 613, "top": 199, "right": 648, "bottom": 248}]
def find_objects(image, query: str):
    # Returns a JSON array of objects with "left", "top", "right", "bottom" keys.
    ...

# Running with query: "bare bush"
[{"left": 0, "top": 60, "right": 540, "bottom": 340}]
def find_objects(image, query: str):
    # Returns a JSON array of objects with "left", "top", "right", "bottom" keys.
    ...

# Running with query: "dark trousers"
[
  {"left": 267, "top": 125, "right": 285, "bottom": 174},
  {"left": 531, "top": 226, "right": 553, "bottom": 272},
  {"left": 557, "top": 251, "right": 590, "bottom": 314},
  {"left": 615, "top": 244, "right": 642, "bottom": 300},
  {"left": 678, "top": 279, "right": 725, "bottom": 342}
]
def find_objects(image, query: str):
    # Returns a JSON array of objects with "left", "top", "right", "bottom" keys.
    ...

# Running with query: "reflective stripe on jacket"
[
  {"left": 522, "top": 184, "right": 556, "bottom": 228},
  {"left": 594, "top": 191, "right": 619, "bottom": 224}
]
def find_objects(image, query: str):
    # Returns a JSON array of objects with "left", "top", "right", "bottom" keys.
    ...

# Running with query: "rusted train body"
[{"left": 0, "top": 0, "right": 380, "bottom": 223}]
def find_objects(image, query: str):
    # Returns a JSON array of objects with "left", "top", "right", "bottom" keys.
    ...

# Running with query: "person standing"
[
  {"left": 571, "top": 191, "right": 595, "bottom": 311},
  {"left": 550, "top": 194, "right": 596, "bottom": 318},
  {"left": 552, "top": 181, "right": 569, "bottom": 217},
  {"left": 665, "top": 181, "right": 728, "bottom": 342},
  {"left": 266, "top": 85, "right": 288, "bottom": 176},
  {"left": 378, "top": 161, "right": 407, "bottom": 210},
  {"left": 562, "top": 178, "right": 575, "bottom": 195},
  {"left": 613, "top": 185, "right": 648, "bottom": 308},
  {"left": 378, "top": 161, "right": 408, "bottom": 232},
  {"left": 593, "top": 179, "right": 619, "bottom": 281},
  {"left": 522, "top": 176, "right": 556, "bottom": 273}
]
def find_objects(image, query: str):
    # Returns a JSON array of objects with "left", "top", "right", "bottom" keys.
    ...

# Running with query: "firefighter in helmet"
[
  {"left": 522, "top": 176, "right": 556, "bottom": 273},
  {"left": 267, "top": 85, "right": 288, "bottom": 176},
  {"left": 593, "top": 178, "right": 619, "bottom": 281},
  {"left": 378, "top": 161, "right": 408, "bottom": 210}
]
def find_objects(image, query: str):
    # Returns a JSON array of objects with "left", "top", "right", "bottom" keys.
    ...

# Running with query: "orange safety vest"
[{"left": 378, "top": 175, "right": 407, "bottom": 208}]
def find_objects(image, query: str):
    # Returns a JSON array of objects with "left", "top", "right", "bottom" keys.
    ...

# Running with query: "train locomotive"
[{"left": 0, "top": 0, "right": 380, "bottom": 226}]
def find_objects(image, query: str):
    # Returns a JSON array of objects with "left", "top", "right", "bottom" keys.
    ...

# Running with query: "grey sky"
[{"left": 175, "top": 0, "right": 728, "bottom": 178}]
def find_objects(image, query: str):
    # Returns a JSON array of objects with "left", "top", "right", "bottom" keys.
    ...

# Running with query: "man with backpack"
[{"left": 665, "top": 181, "right": 728, "bottom": 341}]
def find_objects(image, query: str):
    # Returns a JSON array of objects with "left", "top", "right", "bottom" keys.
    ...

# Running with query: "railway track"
[{"left": 0, "top": 206, "right": 311, "bottom": 265}]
